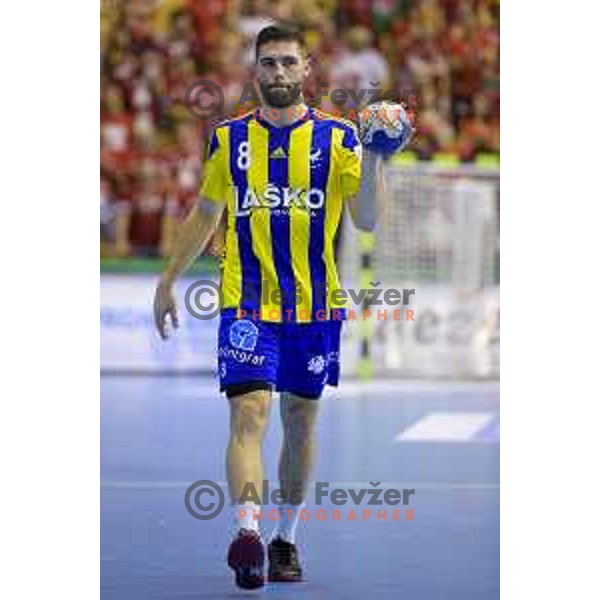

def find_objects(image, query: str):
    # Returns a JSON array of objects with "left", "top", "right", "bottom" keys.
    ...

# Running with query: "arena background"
[{"left": 100, "top": 1, "right": 500, "bottom": 598}]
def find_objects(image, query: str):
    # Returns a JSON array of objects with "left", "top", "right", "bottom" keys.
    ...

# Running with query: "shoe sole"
[
  {"left": 231, "top": 566, "right": 264, "bottom": 589},
  {"left": 228, "top": 559, "right": 265, "bottom": 589}
]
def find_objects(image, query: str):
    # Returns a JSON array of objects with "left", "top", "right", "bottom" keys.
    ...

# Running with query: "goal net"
[{"left": 339, "top": 161, "right": 500, "bottom": 380}]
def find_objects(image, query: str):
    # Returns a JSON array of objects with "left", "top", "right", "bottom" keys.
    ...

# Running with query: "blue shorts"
[{"left": 217, "top": 312, "right": 343, "bottom": 399}]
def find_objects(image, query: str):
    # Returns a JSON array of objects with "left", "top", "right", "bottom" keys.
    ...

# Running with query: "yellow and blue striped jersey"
[{"left": 199, "top": 108, "right": 362, "bottom": 323}]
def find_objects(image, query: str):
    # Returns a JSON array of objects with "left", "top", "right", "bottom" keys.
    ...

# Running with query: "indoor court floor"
[{"left": 101, "top": 376, "right": 499, "bottom": 599}]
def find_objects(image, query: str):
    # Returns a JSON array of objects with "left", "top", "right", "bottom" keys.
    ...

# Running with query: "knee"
[
  {"left": 282, "top": 402, "right": 318, "bottom": 442},
  {"left": 230, "top": 395, "right": 269, "bottom": 440}
]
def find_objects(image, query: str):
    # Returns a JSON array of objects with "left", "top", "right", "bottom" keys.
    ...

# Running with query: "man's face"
[{"left": 256, "top": 41, "right": 309, "bottom": 108}]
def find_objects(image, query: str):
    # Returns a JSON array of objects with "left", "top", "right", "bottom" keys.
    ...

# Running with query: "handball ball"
[{"left": 358, "top": 101, "right": 414, "bottom": 158}]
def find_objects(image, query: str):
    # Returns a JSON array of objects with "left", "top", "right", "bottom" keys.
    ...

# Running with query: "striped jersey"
[{"left": 199, "top": 107, "right": 362, "bottom": 323}]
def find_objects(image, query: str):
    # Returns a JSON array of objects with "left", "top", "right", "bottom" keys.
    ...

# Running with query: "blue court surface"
[{"left": 101, "top": 376, "right": 499, "bottom": 599}]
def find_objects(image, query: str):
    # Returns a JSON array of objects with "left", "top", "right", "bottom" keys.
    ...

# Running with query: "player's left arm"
[
  {"left": 343, "top": 107, "right": 415, "bottom": 231},
  {"left": 344, "top": 148, "right": 384, "bottom": 232},
  {"left": 340, "top": 126, "right": 384, "bottom": 232}
]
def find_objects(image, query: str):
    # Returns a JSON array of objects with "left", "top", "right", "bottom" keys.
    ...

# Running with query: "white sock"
[
  {"left": 233, "top": 501, "right": 261, "bottom": 535},
  {"left": 270, "top": 503, "right": 305, "bottom": 544}
]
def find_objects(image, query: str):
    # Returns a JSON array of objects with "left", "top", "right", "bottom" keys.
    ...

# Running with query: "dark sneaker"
[
  {"left": 267, "top": 537, "right": 304, "bottom": 582},
  {"left": 227, "top": 529, "right": 265, "bottom": 589}
]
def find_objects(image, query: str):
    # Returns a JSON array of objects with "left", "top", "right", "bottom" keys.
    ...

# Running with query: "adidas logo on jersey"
[{"left": 270, "top": 147, "right": 287, "bottom": 159}]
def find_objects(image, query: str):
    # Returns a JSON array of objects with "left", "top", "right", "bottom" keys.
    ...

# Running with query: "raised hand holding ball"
[{"left": 358, "top": 101, "right": 415, "bottom": 159}]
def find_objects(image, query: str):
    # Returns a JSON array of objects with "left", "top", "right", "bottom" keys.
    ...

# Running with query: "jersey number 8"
[{"left": 237, "top": 141, "right": 251, "bottom": 170}]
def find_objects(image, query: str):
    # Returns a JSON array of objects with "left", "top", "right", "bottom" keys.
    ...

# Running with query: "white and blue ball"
[{"left": 358, "top": 101, "right": 413, "bottom": 158}]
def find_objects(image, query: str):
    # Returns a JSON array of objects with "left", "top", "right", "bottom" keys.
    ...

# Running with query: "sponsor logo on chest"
[{"left": 233, "top": 185, "right": 325, "bottom": 216}]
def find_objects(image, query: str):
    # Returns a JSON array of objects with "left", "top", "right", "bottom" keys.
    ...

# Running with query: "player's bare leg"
[
  {"left": 226, "top": 389, "right": 272, "bottom": 589},
  {"left": 278, "top": 392, "right": 320, "bottom": 506},
  {"left": 227, "top": 389, "right": 272, "bottom": 505},
  {"left": 268, "top": 392, "right": 320, "bottom": 582}
]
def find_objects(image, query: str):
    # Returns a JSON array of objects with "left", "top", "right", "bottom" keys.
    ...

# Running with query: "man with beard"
[{"left": 153, "top": 24, "right": 401, "bottom": 589}]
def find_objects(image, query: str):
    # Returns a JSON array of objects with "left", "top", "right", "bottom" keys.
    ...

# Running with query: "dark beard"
[{"left": 259, "top": 80, "right": 302, "bottom": 108}]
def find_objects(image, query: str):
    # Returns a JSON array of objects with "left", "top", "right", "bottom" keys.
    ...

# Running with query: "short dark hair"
[{"left": 255, "top": 24, "right": 305, "bottom": 62}]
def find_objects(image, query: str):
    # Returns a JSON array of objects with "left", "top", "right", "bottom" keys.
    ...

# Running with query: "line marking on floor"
[
  {"left": 101, "top": 480, "right": 499, "bottom": 491},
  {"left": 394, "top": 411, "right": 497, "bottom": 443},
  {"left": 162, "top": 380, "right": 500, "bottom": 401}
]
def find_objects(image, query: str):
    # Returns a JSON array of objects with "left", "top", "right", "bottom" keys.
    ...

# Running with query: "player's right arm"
[
  {"left": 153, "top": 199, "right": 225, "bottom": 339},
  {"left": 154, "top": 127, "right": 228, "bottom": 339}
]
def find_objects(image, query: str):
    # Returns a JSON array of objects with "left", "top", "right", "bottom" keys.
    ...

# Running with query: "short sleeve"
[
  {"left": 340, "top": 125, "right": 362, "bottom": 199},
  {"left": 199, "top": 128, "right": 227, "bottom": 203}
]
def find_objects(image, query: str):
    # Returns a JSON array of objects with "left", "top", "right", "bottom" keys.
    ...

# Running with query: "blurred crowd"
[{"left": 101, "top": 0, "right": 499, "bottom": 257}]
